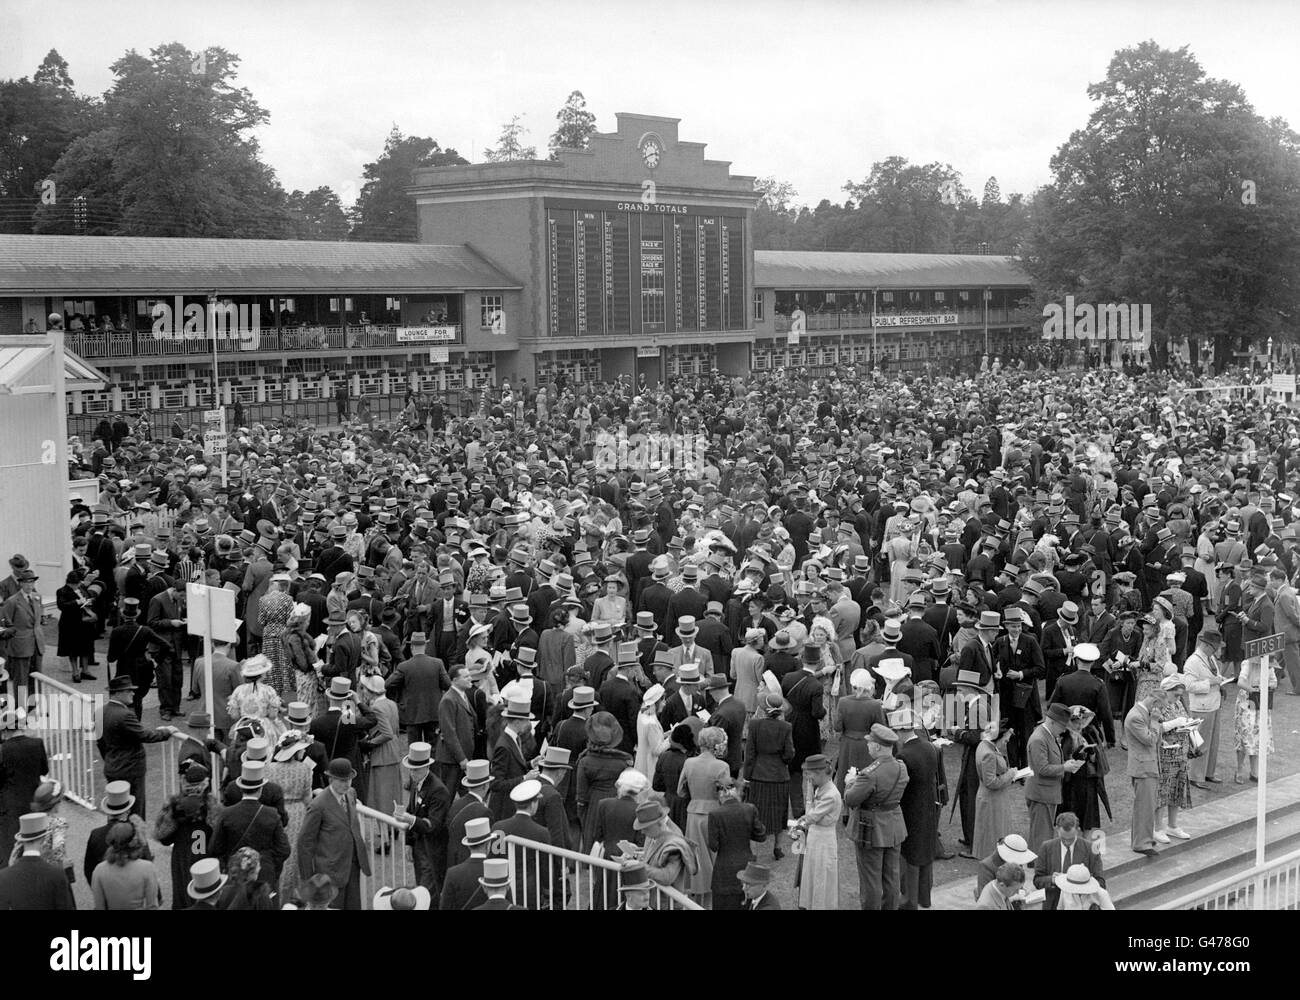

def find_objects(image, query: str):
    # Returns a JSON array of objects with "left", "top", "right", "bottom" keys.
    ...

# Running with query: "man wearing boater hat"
[
  {"left": 210, "top": 760, "right": 291, "bottom": 896},
  {"left": 446, "top": 759, "right": 494, "bottom": 869},
  {"left": 96, "top": 673, "right": 178, "bottom": 819},
  {"left": 0, "top": 812, "right": 75, "bottom": 910},
  {"left": 394, "top": 741, "right": 450, "bottom": 898},
  {"left": 441, "top": 815, "right": 495, "bottom": 910},
  {"left": 297, "top": 757, "right": 371, "bottom": 910}
]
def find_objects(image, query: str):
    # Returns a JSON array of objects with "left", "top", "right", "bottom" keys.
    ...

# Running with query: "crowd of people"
[{"left": 0, "top": 359, "right": 1296, "bottom": 911}]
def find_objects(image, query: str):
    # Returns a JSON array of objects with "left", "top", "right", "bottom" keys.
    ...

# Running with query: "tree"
[
  {"left": 286, "top": 187, "right": 350, "bottom": 240},
  {"left": 1021, "top": 41, "right": 1300, "bottom": 369},
  {"left": 0, "top": 49, "right": 96, "bottom": 234},
  {"left": 31, "top": 43, "right": 294, "bottom": 237},
  {"left": 549, "top": 91, "right": 596, "bottom": 157},
  {"left": 484, "top": 115, "right": 537, "bottom": 162},
  {"left": 982, "top": 176, "right": 1001, "bottom": 207},
  {"left": 348, "top": 126, "right": 467, "bottom": 242}
]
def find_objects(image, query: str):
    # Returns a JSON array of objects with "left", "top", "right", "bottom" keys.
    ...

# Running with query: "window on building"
[
  {"left": 480, "top": 295, "right": 502, "bottom": 328},
  {"left": 753, "top": 291, "right": 764, "bottom": 322},
  {"left": 142, "top": 365, "right": 165, "bottom": 381}
]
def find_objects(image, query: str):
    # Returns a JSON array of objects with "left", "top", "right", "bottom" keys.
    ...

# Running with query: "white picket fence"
[
  {"left": 500, "top": 834, "right": 703, "bottom": 910},
  {"left": 27, "top": 672, "right": 100, "bottom": 809}
]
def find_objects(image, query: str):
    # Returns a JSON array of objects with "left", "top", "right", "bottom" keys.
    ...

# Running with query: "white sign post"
[
  {"left": 202, "top": 408, "right": 228, "bottom": 488},
  {"left": 187, "top": 582, "right": 238, "bottom": 744},
  {"left": 1243, "top": 632, "right": 1280, "bottom": 908}
]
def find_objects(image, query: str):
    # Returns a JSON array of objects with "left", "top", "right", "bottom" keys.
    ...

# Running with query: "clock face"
[{"left": 638, "top": 133, "right": 663, "bottom": 170}]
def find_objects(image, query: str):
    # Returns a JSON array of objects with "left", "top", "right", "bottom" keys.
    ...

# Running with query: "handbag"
[{"left": 1011, "top": 682, "right": 1033, "bottom": 710}]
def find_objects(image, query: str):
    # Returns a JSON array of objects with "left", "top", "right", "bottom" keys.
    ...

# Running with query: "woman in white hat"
[
  {"left": 1054, "top": 862, "right": 1115, "bottom": 910},
  {"left": 1153, "top": 674, "right": 1194, "bottom": 844},
  {"left": 266, "top": 728, "right": 317, "bottom": 895},
  {"left": 284, "top": 602, "right": 323, "bottom": 716},
  {"left": 227, "top": 654, "right": 284, "bottom": 742},
  {"left": 833, "top": 668, "right": 886, "bottom": 796},
  {"left": 634, "top": 684, "right": 666, "bottom": 781},
  {"left": 465, "top": 621, "right": 500, "bottom": 703}
]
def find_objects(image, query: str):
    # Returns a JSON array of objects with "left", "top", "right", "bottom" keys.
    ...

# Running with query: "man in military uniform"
[{"left": 844, "top": 722, "right": 909, "bottom": 910}]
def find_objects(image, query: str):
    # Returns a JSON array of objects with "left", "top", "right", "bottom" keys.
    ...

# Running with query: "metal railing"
[
  {"left": 64, "top": 325, "right": 466, "bottom": 360},
  {"left": 1157, "top": 846, "right": 1300, "bottom": 910},
  {"left": 27, "top": 672, "right": 101, "bottom": 810},
  {"left": 355, "top": 804, "right": 414, "bottom": 909},
  {"left": 500, "top": 834, "right": 704, "bottom": 910}
]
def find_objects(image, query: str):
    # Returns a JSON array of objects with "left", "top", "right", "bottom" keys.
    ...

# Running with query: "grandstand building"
[{"left": 0, "top": 113, "right": 1032, "bottom": 434}]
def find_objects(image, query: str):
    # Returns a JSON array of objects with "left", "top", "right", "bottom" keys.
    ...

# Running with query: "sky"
[{"left": 3, "top": 0, "right": 1299, "bottom": 209}]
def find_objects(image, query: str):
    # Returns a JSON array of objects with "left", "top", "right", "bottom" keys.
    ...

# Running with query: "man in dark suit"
[
  {"left": 210, "top": 761, "right": 291, "bottom": 893},
  {"left": 297, "top": 757, "right": 371, "bottom": 910},
  {"left": 895, "top": 712, "right": 940, "bottom": 910},
  {"left": 534, "top": 747, "right": 573, "bottom": 853},
  {"left": 395, "top": 742, "right": 450, "bottom": 900},
  {"left": 781, "top": 645, "right": 826, "bottom": 817},
  {"left": 429, "top": 574, "right": 466, "bottom": 665},
  {"left": 386, "top": 633, "right": 451, "bottom": 745},
  {"left": 96, "top": 674, "right": 177, "bottom": 819},
  {"left": 921, "top": 583, "right": 960, "bottom": 662},
  {"left": 738, "top": 862, "right": 781, "bottom": 909},
  {"left": 1040, "top": 602, "right": 1080, "bottom": 702},
  {"left": 635, "top": 565, "right": 674, "bottom": 634},
  {"left": 898, "top": 597, "right": 942, "bottom": 683},
  {"left": 440, "top": 815, "right": 493, "bottom": 910},
  {"left": 1047, "top": 643, "right": 1115, "bottom": 746},
  {"left": 491, "top": 779, "right": 552, "bottom": 908},
  {"left": 0, "top": 814, "right": 75, "bottom": 909},
  {"left": 705, "top": 675, "right": 746, "bottom": 777},
  {"left": 0, "top": 570, "right": 45, "bottom": 692},
  {"left": 598, "top": 644, "right": 642, "bottom": 756},
  {"left": 695, "top": 602, "right": 735, "bottom": 675},
  {"left": 435, "top": 666, "right": 477, "bottom": 800},
  {"left": 83, "top": 781, "right": 154, "bottom": 881},
  {"left": 665, "top": 568, "right": 709, "bottom": 645},
  {"left": 1032, "top": 811, "right": 1105, "bottom": 910},
  {"left": 625, "top": 531, "right": 655, "bottom": 604},
  {"left": 445, "top": 763, "right": 493, "bottom": 870},
  {"left": 488, "top": 697, "right": 535, "bottom": 821},
  {"left": 0, "top": 705, "right": 49, "bottom": 865},
  {"left": 660, "top": 666, "right": 706, "bottom": 729},
  {"left": 308, "top": 678, "right": 377, "bottom": 800}
]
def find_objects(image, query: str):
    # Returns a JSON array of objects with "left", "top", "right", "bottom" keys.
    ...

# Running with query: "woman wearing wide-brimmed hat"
[
  {"left": 260, "top": 574, "right": 296, "bottom": 699},
  {"left": 792, "top": 753, "right": 840, "bottom": 910},
  {"left": 284, "top": 602, "right": 323, "bottom": 717},
  {"left": 264, "top": 729, "right": 316, "bottom": 895},
  {"left": 1054, "top": 862, "right": 1115, "bottom": 910},
  {"left": 575, "top": 712, "right": 634, "bottom": 852},
  {"left": 1134, "top": 613, "right": 1174, "bottom": 703},
  {"left": 634, "top": 684, "right": 665, "bottom": 780}
]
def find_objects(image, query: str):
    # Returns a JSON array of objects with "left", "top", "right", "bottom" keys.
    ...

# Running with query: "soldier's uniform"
[{"left": 844, "top": 723, "right": 909, "bottom": 910}]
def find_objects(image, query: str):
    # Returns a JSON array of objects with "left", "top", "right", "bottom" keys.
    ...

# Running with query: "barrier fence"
[
  {"left": 28, "top": 672, "right": 100, "bottom": 810},
  {"left": 1157, "top": 846, "right": 1300, "bottom": 910},
  {"left": 501, "top": 834, "right": 703, "bottom": 910},
  {"left": 356, "top": 805, "right": 415, "bottom": 909}
]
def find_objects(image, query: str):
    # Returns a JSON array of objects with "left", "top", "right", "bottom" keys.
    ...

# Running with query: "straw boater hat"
[
  {"left": 996, "top": 834, "right": 1037, "bottom": 865},
  {"left": 875, "top": 657, "right": 910, "bottom": 683},
  {"left": 1054, "top": 863, "right": 1101, "bottom": 896}
]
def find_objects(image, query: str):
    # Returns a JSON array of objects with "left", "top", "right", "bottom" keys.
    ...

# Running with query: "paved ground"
[
  {"left": 760, "top": 678, "right": 1300, "bottom": 909},
  {"left": 31, "top": 627, "right": 1300, "bottom": 909}
]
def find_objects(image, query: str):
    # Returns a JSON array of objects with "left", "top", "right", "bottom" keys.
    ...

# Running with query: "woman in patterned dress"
[
  {"left": 259, "top": 575, "right": 295, "bottom": 699},
  {"left": 283, "top": 603, "right": 323, "bottom": 718},
  {"left": 1234, "top": 654, "right": 1277, "bottom": 782},
  {"left": 227, "top": 655, "right": 284, "bottom": 740},
  {"left": 1134, "top": 613, "right": 1174, "bottom": 703},
  {"left": 266, "top": 729, "right": 317, "bottom": 898},
  {"left": 1154, "top": 675, "right": 1193, "bottom": 842}
]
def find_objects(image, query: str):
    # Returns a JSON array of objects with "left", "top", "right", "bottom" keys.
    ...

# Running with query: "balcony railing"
[
  {"left": 62, "top": 324, "right": 463, "bottom": 359},
  {"left": 770, "top": 308, "right": 1019, "bottom": 332}
]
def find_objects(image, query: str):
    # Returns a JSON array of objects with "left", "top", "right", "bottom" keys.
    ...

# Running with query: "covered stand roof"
[
  {"left": 0, "top": 235, "right": 522, "bottom": 295},
  {"left": 754, "top": 250, "right": 1029, "bottom": 290}
]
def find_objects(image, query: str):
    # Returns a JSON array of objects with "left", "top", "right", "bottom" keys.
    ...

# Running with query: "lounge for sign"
[{"left": 396, "top": 326, "right": 456, "bottom": 342}]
